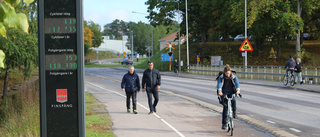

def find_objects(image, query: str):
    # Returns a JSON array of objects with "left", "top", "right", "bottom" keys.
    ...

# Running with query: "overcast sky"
[{"left": 84, "top": 0, "right": 150, "bottom": 29}]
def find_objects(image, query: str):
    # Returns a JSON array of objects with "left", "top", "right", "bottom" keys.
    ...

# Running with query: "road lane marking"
[
  {"left": 289, "top": 128, "right": 301, "bottom": 133},
  {"left": 267, "top": 120, "right": 276, "bottom": 124},
  {"left": 85, "top": 81, "right": 185, "bottom": 137}
]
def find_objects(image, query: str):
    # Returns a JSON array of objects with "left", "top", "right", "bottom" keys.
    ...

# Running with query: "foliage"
[
  {"left": 126, "top": 21, "right": 177, "bottom": 56},
  {"left": 103, "top": 19, "right": 129, "bottom": 40},
  {"left": 0, "top": 0, "right": 34, "bottom": 37},
  {"left": 84, "top": 27, "right": 93, "bottom": 47},
  {"left": 145, "top": 0, "right": 320, "bottom": 57},
  {"left": 85, "top": 21, "right": 104, "bottom": 48},
  {"left": 0, "top": 27, "right": 37, "bottom": 76}
]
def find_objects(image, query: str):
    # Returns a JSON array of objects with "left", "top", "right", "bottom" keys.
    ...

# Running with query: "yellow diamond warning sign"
[{"left": 239, "top": 38, "right": 253, "bottom": 51}]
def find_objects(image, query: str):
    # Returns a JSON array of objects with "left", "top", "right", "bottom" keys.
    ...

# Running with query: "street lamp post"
[
  {"left": 186, "top": 0, "right": 189, "bottom": 72},
  {"left": 131, "top": 31, "right": 134, "bottom": 61}
]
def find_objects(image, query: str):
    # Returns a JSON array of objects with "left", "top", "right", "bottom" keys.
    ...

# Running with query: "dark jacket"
[
  {"left": 142, "top": 68, "right": 161, "bottom": 88},
  {"left": 121, "top": 71, "right": 140, "bottom": 92},
  {"left": 174, "top": 62, "right": 179, "bottom": 68},
  {"left": 295, "top": 62, "right": 302, "bottom": 73},
  {"left": 285, "top": 58, "right": 296, "bottom": 70}
]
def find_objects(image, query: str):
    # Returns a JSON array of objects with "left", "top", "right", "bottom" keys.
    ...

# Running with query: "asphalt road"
[{"left": 85, "top": 67, "right": 320, "bottom": 137}]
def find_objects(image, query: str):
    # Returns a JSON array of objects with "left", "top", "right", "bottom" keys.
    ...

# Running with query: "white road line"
[
  {"left": 266, "top": 120, "right": 276, "bottom": 124},
  {"left": 289, "top": 128, "right": 301, "bottom": 133},
  {"left": 85, "top": 81, "right": 185, "bottom": 137}
]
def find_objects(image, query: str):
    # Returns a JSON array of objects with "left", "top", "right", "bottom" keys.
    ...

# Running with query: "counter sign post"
[{"left": 38, "top": 0, "right": 85, "bottom": 137}]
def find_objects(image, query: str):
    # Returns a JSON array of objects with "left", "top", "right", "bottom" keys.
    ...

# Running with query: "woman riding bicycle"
[{"left": 217, "top": 64, "right": 240, "bottom": 130}]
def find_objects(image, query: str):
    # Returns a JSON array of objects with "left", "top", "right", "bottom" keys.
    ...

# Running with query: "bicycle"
[
  {"left": 283, "top": 70, "right": 295, "bottom": 86},
  {"left": 223, "top": 94, "right": 242, "bottom": 136}
]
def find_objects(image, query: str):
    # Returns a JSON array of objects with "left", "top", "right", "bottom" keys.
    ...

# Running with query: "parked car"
[
  {"left": 121, "top": 59, "right": 133, "bottom": 65},
  {"left": 219, "top": 35, "right": 234, "bottom": 41},
  {"left": 234, "top": 34, "right": 245, "bottom": 41}
]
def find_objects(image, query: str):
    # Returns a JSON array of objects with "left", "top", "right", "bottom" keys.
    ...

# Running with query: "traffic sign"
[
  {"left": 161, "top": 53, "right": 173, "bottom": 61},
  {"left": 239, "top": 38, "right": 253, "bottom": 51},
  {"left": 165, "top": 43, "right": 175, "bottom": 50},
  {"left": 38, "top": 0, "right": 85, "bottom": 136}
]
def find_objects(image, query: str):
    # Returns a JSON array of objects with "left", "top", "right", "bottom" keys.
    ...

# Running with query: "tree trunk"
[{"left": 2, "top": 66, "right": 10, "bottom": 100}]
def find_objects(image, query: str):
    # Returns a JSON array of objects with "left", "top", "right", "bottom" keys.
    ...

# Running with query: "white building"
[{"left": 91, "top": 36, "right": 131, "bottom": 54}]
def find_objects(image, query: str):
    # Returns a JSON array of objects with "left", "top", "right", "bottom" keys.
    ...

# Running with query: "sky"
[{"left": 84, "top": 0, "right": 150, "bottom": 29}]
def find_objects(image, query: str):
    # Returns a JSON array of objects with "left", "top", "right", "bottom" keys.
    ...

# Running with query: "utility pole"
[
  {"left": 131, "top": 31, "right": 133, "bottom": 61},
  {"left": 245, "top": 0, "right": 248, "bottom": 78},
  {"left": 186, "top": 0, "right": 189, "bottom": 72}
]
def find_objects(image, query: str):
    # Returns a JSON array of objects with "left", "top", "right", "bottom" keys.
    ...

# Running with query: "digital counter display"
[
  {"left": 46, "top": 54, "right": 77, "bottom": 70},
  {"left": 45, "top": 18, "right": 76, "bottom": 34}
]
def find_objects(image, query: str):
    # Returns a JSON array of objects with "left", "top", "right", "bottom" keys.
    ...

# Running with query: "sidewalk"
[{"left": 113, "top": 67, "right": 320, "bottom": 93}]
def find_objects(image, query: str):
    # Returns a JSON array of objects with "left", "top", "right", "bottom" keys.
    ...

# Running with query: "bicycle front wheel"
[
  {"left": 230, "top": 120, "right": 233, "bottom": 136},
  {"left": 290, "top": 75, "right": 295, "bottom": 86},
  {"left": 283, "top": 75, "right": 288, "bottom": 86}
]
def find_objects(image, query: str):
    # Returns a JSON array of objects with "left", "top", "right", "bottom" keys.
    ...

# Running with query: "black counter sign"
[{"left": 38, "top": 0, "right": 85, "bottom": 137}]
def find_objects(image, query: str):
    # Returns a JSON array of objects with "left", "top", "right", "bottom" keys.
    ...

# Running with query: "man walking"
[
  {"left": 142, "top": 61, "right": 161, "bottom": 115},
  {"left": 121, "top": 66, "right": 140, "bottom": 114},
  {"left": 295, "top": 58, "right": 303, "bottom": 84}
]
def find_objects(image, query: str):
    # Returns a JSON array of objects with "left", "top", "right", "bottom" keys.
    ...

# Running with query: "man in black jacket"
[
  {"left": 294, "top": 58, "right": 303, "bottom": 84},
  {"left": 121, "top": 66, "right": 140, "bottom": 114},
  {"left": 142, "top": 61, "right": 161, "bottom": 114}
]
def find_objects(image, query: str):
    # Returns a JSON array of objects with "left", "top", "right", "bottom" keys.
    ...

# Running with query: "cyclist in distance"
[
  {"left": 217, "top": 64, "right": 240, "bottom": 130},
  {"left": 284, "top": 56, "right": 296, "bottom": 75}
]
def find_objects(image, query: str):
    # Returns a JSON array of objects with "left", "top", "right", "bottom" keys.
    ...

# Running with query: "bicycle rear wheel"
[
  {"left": 290, "top": 75, "right": 295, "bottom": 86},
  {"left": 283, "top": 75, "right": 288, "bottom": 86}
]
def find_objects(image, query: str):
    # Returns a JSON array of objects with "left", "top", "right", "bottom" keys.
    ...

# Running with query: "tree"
[
  {"left": 146, "top": 0, "right": 212, "bottom": 44},
  {"left": 84, "top": 27, "right": 93, "bottom": 56},
  {"left": 0, "top": 0, "right": 35, "bottom": 68},
  {"left": 85, "top": 21, "right": 103, "bottom": 48},
  {"left": 0, "top": 27, "right": 38, "bottom": 99},
  {"left": 126, "top": 21, "right": 178, "bottom": 56}
]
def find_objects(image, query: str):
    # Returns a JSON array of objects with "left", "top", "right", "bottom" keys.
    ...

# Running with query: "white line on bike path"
[
  {"left": 289, "top": 128, "right": 301, "bottom": 133},
  {"left": 85, "top": 81, "right": 186, "bottom": 137},
  {"left": 266, "top": 120, "right": 276, "bottom": 124}
]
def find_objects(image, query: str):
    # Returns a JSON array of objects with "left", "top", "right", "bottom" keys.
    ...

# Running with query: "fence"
[{"left": 187, "top": 64, "right": 320, "bottom": 85}]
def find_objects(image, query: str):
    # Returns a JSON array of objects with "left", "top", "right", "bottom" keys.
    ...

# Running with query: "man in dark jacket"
[
  {"left": 121, "top": 66, "right": 140, "bottom": 114},
  {"left": 294, "top": 58, "right": 303, "bottom": 84},
  {"left": 142, "top": 61, "right": 161, "bottom": 115},
  {"left": 174, "top": 60, "right": 179, "bottom": 73},
  {"left": 284, "top": 56, "right": 296, "bottom": 75}
]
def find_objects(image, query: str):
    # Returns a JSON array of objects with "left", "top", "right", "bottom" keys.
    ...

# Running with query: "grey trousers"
[{"left": 294, "top": 72, "right": 303, "bottom": 83}]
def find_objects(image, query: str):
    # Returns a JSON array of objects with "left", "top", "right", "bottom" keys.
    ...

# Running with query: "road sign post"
[
  {"left": 38, "top": 0, "right": 85, "bottom": 136},
  {"left": 166, "top": 43, "right": 175, "bottom": 71},
  {"left": 96, "top": 50, "right": 99, "bottom": 61}
]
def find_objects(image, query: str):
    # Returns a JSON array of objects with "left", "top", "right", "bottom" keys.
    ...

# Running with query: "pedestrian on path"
[
  {"left": 294, "top": 58, "right": 303, "bottom": 84},
  {"left": 121, "top": 66, "right": 140, "bottom": 114},
  {"left": 217, "top": 64, "right": 240, "bottom": 130},
  {"left": 142, "top": 61, "right": 161, "bottom": 115}
]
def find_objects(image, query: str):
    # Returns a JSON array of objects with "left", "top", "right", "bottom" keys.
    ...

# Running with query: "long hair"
[{"left": 224, "top": 64, "right": 231, "bottom": 73}]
